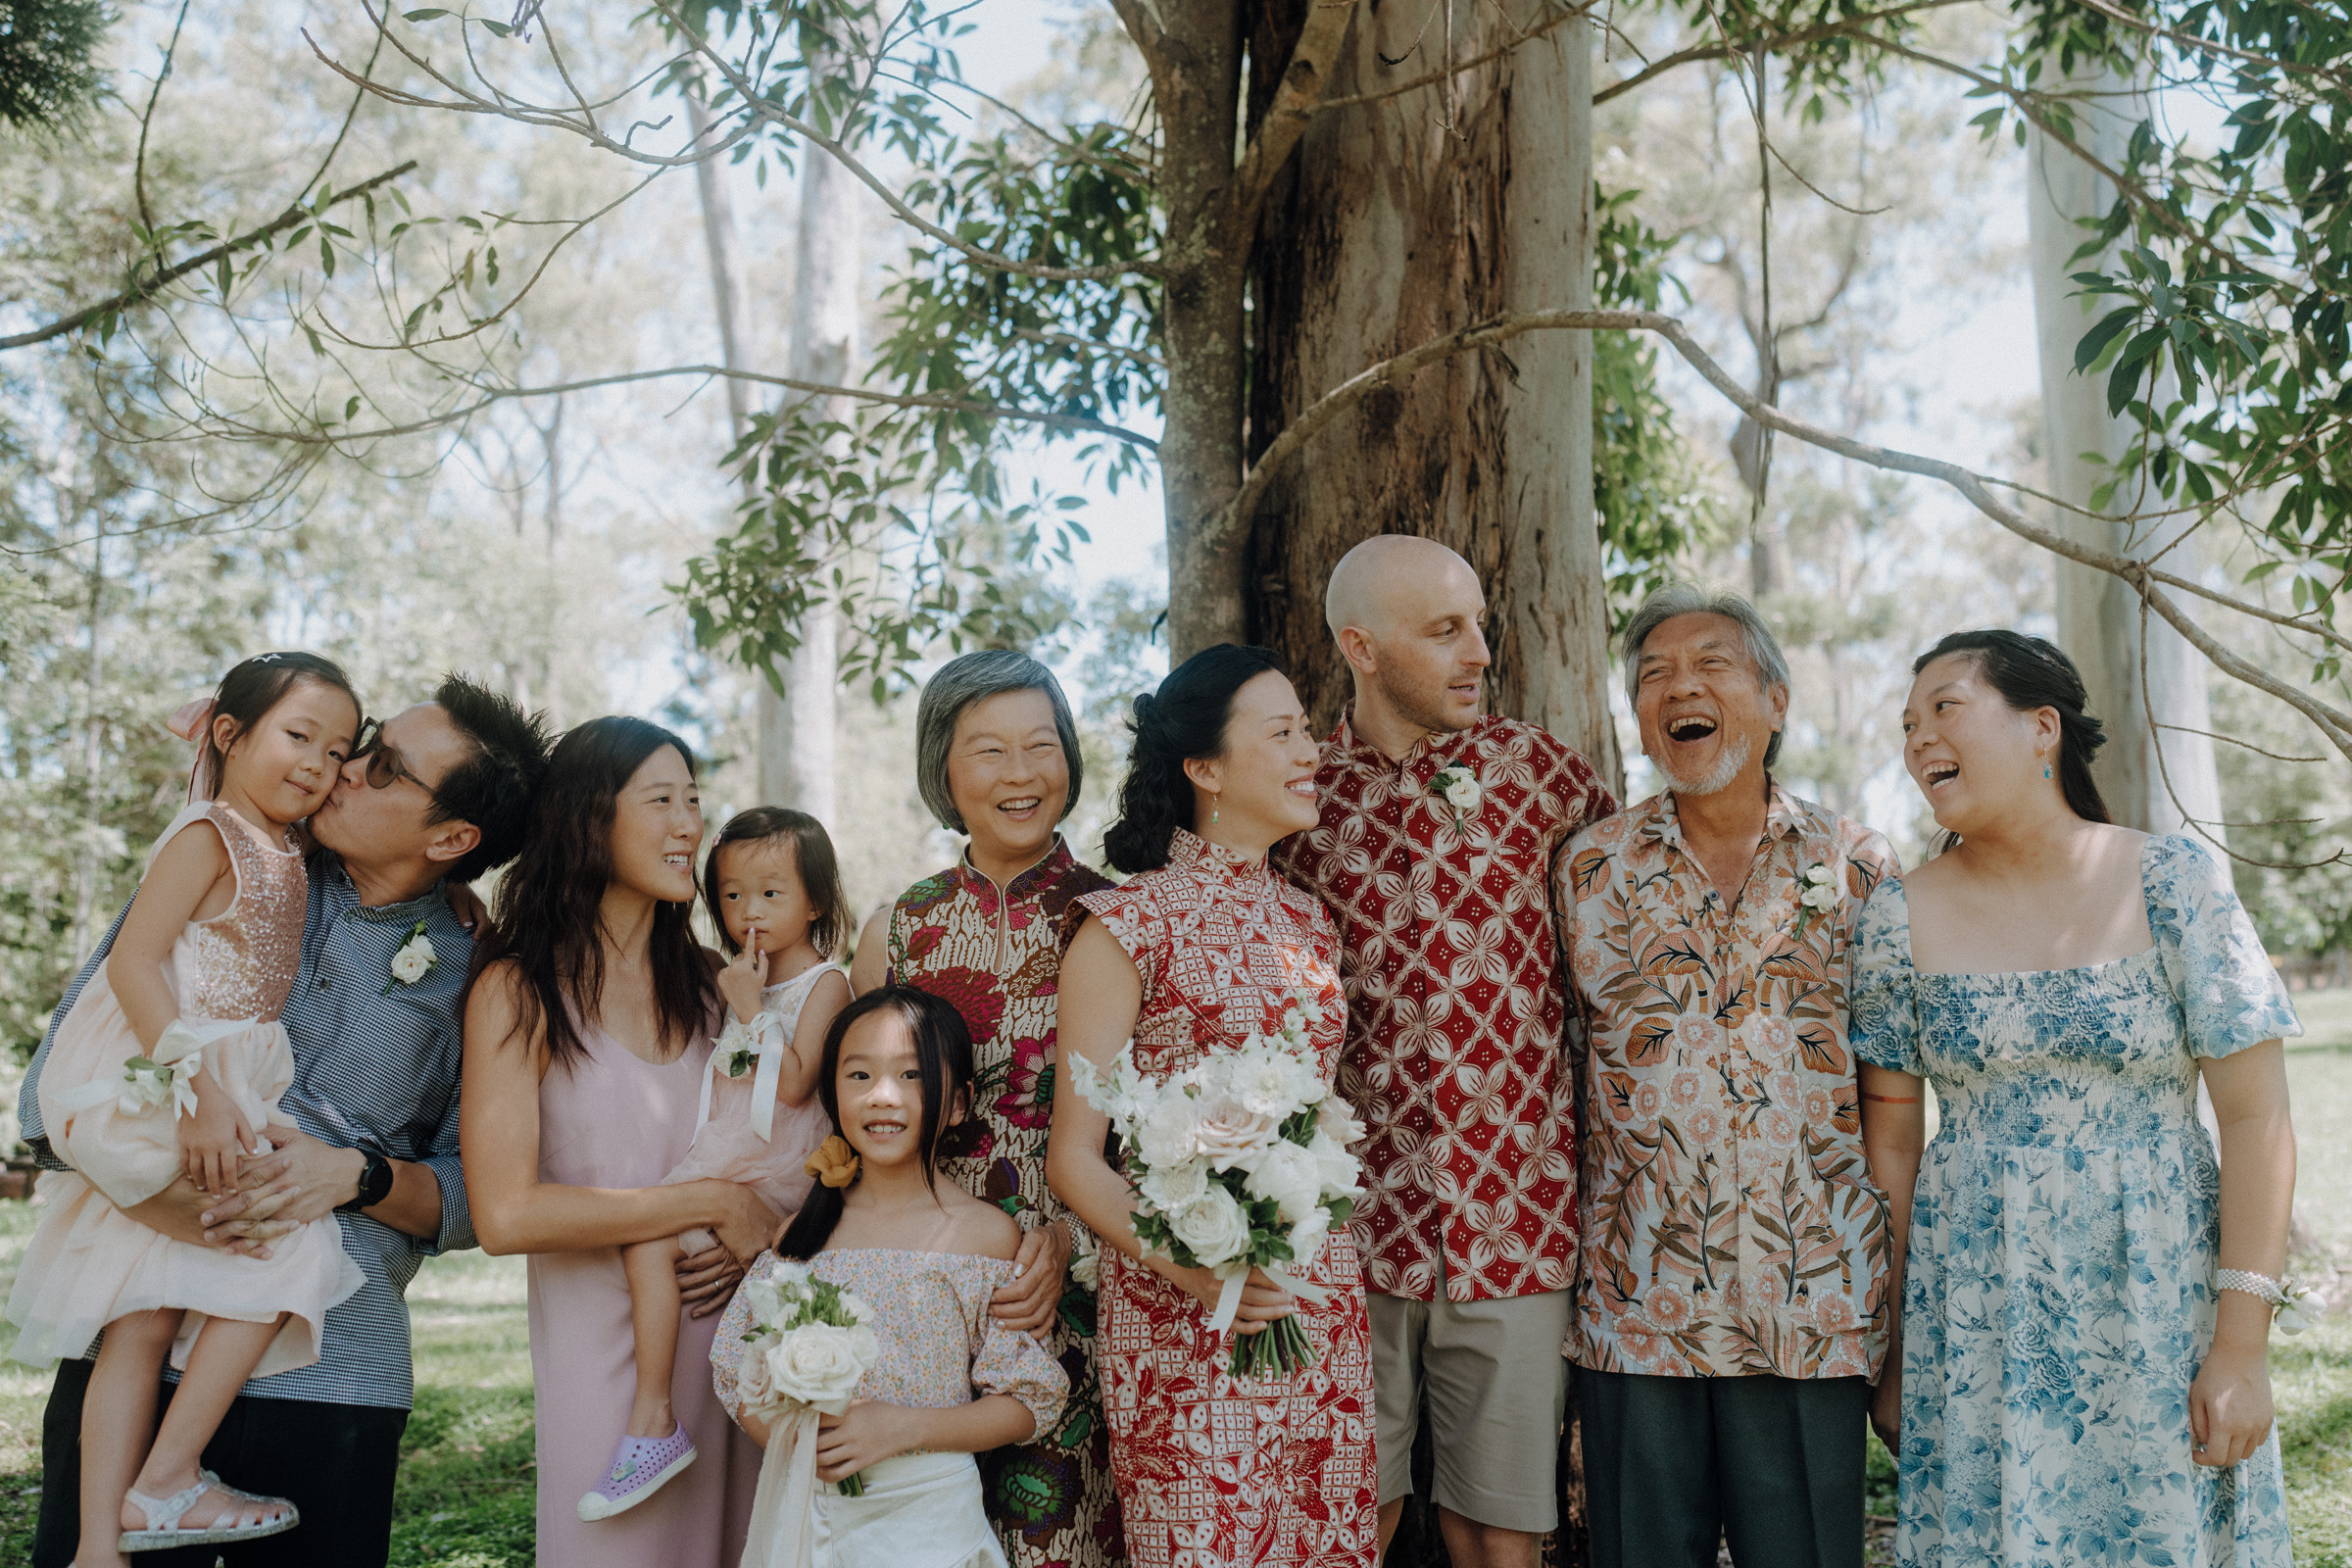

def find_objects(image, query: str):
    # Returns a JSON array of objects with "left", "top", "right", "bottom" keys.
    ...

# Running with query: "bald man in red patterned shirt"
[{"left": 1275, "top": 535, "right": 1616, "bottom": 1568}]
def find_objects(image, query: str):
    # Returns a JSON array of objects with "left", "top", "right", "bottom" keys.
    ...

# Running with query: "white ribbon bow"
[
  {"left": 54, "top": 1016, "right": 245, "bottom": 1123},
  {"left": 702, "top": 1010, "right": 789, "bottom": 1143}
]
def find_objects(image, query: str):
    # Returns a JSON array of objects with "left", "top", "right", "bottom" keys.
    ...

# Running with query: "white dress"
[
  {"left": 662, "top": 963, "right": 835, "bottom": 1223},
  {"left": 6, "top": 803, "right": 363, "bottom": 1377}
]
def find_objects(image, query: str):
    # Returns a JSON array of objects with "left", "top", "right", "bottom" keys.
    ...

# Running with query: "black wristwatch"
[{"left": 337, "top": 1148, "right": 395, "bottom": 1213}]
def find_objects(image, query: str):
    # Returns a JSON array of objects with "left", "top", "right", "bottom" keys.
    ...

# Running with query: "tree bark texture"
[
  {"left": 2026, "top": 71, "right": 2221, "bottom": 841},
  {"left": 1243, "top": 0, "right": 1619, "bottom": 779},
  {"left": 1150, "top": 0, "right": 1253, "bottom": 662}
]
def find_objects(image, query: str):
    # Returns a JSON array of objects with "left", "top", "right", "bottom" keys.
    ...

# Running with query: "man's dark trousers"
[
  {"left": 33, "top": 1357, "right": 409, "bottom": 1568},
  {"left": 1577, "top": 1363, "right": 1870, "bottom": 1568}
]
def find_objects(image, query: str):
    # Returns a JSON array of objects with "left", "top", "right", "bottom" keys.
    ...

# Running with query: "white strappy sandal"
[{"left": 120, "top": 1469, "right": 300, "bottom": 1551}]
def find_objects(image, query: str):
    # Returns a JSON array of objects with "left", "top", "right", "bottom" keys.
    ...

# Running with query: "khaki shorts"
[{"left": 1368, "top": 1282, "right": 1572, "bottom": 1534}]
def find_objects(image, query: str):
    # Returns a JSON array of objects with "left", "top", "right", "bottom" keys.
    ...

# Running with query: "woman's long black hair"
[
  {"left": 1913, "top": 629, "right": 2112, "bottom": 825},
  {"left": 466, "top": 715, "right": 719, "bottom": 1071},
  {"left": 1101, "top": 643, "right": 1287, "bottom": 874},
  {"left": 774, "top": 986, "right": 977, "bottom": 1260}
]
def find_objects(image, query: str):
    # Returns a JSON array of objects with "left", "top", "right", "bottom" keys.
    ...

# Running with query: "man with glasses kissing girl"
[{"left": 20, "top": 673, "right": 554, "bottom": 1568}]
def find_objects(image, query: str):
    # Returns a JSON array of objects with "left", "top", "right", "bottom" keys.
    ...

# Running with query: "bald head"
[
  {"left": 1324, "top": 534, "right": 1481, "bottom": 644},
  {"left": 1323, "top": 535, "right": 1490, "bottom": 751}
]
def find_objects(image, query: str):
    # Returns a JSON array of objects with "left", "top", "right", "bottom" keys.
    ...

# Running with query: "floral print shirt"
[
  {"left": 1559, "top": 784, "right": 1896, "bottom": 1380},
  {"left": 1276, "top": 712, "right": 1616, "bottom": 1301}
]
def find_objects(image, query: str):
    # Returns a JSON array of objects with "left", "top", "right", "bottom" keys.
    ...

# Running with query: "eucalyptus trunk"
[
  {"left": 692, "top": 91, "right": 842, "bottom": 817},
  {"left": 1154, "top": 0, "right": 1252, "bottom": 661},
  {"left": 1241, "top": 3, "right": 1618, "bottom": 778},
  {"left": 2026, "top": 70, "right": 2222, "bottom": 841}
]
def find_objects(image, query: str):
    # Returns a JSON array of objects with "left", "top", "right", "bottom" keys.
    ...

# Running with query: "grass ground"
[{"left": 1, "top": 994, "right": 2347, "bottom": 1566}]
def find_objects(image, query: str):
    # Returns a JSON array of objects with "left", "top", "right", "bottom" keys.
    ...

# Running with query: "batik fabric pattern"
[
  {"left": 1559, "top": 784, "right": 1896, "bottom": 1380},
  {"left": 1275, "top": 711, "right": 1615, "bottom": 1302},
  {"left": 1851, "top": 834, "right": 2299, "bottom": 1567},
  {"left": 886, "top": 835, "right": 1122, "bottom": 1568},
  {"left": 1075, "top": 828, "right": 1379, "bottom": 1568}
]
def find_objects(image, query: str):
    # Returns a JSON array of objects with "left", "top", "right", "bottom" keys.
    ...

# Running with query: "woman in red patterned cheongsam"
[
  {"left": 1048, "top": 644, "right": 1379, "bottom": 1568},
  {"left": 848, "top": 649, "right": 1121, "bottom": 1568}
]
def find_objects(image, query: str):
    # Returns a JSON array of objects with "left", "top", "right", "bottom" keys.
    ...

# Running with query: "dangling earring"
[
  {"left": 1210, "top": 794, "right": 1221, "bottom": 826},
  {"left": 2043, "top": 760, "right": 2053, "bottom": 780}
]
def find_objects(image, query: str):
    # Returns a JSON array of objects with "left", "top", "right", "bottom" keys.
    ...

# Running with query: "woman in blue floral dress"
[{"left": 1853, "top": 630, "right": 2301, "bottom": 1567}]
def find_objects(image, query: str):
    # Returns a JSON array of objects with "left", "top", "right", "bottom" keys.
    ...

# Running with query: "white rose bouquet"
[
  {"left": 734, "top": 1256, "right": 884, "bottom": 1494},
  {"left": 1068, "top": 991, "right": 1367, "bottom": 1380}
]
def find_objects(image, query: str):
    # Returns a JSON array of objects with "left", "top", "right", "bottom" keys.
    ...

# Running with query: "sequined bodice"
[{"left": 174, "top": 803, "right": 308, "bottom": 1023}]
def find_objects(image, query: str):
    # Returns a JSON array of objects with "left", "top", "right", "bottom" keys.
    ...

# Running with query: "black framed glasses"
[{"left": 352, "top": 719, "right": 458, "bottom": 815}]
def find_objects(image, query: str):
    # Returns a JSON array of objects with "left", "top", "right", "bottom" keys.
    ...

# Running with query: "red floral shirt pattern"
[
  {"left": 887, "top": 836, "right": 1123, "bottom": 1568},
  {"left": 1558, "top": 786, "right": 1896, "bottom": 1380},
  {"left": 1074, "top": 829, "right": 1378, "bottom": 1568},
  {"left": 1275, "top": 713, "right": 1616, "bottom": 1302}
]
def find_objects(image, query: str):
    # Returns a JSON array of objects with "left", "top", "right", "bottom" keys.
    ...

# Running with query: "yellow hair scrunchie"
[{"left": 804, "top": 1134, "right": 859, "bottom": 1190}]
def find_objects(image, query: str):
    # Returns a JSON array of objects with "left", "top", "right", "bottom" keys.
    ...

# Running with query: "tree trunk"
[
  {"left": 1153, "top": 1, "right": 1251, "bottom": 662},
  {"left": 1243, "top": 2, "right": 1618, "bottom": 773},
  {"left": 2026, "top": 73, "right": 2222, "bottom": 841},
  {"left": 690, "top": 91, "right": 840, "bottom": 817}
]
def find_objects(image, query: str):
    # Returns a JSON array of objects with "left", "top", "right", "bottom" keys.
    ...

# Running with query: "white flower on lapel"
[
  {"left": 383, "top": 919, "right": 439, "bottom": 994},
  {"left": 1791, "top": 862, "right": 1840, "bottom": 939},
  {"left": 1431, "top": 765, "right": 1482, "bottom": 817}
]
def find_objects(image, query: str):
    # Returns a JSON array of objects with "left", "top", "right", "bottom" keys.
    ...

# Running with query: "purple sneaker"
[{"left": 576, "top": 1421, "right": 697, "bottom": 1521}]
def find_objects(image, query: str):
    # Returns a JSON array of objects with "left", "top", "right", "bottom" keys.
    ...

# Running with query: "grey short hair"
[
  {"left": 1621, "top": 584, "right": 1790, "bottom": 769},
  {"left": 914, "top": 650, "right": 1084, "bottom": 834}
]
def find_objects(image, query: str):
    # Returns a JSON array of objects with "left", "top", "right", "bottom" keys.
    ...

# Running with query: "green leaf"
[
  {"left": 402, "top": 7, "right": 450, "bottom": 18},
  {"left": 2074, "top": 307, "right": 2138, "bottom": 373}
]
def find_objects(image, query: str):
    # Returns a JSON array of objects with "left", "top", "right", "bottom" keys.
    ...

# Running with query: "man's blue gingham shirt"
[{"left": 20, "top": 853, "right": 475, "bottom": 1409}]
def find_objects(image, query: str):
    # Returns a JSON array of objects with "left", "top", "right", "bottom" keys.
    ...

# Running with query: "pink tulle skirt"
[{"left": 5, "top": 980, "right": 362, "bottom": 1376}]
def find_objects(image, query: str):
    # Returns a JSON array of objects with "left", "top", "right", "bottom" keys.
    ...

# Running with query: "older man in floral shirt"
[
  {"left": 1559, "top": 584, "right": 1895, "bottom": 1568},
  {"left": 1276, "top": 535, "right": 1615, "bottom": 1568}
]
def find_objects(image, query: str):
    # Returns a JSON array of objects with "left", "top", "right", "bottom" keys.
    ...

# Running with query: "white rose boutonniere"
[
  {"left": 1791, "top": 862, "right": 1841, "bottom": 940},
  {"left": 1429, "top": 764, "right": 1482, "bottom": 822},
  {"left": 383, "top": 919, "right": 439, "bottom": 994}
]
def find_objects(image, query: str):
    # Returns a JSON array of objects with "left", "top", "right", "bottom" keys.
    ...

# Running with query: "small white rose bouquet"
[
  {"left": 1068, "top": 991, "right": 1366, "bottom": 1380},
  {"left": 735, "top": 1256, "right": 884, "bottom": 1494}
]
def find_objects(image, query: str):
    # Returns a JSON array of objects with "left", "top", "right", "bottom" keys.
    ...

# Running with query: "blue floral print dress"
[{"left": 1850, "top": 834, "right": 2300, "bottom": 1567}]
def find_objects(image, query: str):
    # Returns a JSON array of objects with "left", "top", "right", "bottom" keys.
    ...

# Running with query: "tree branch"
[
  {"left": 0, "top": 164, "right": 419, "bottom": 353},
  {"left": 1592, "top": 0, "right": 1967, "bottom": 105},
  {"left": 1206, "top": 306, "right": 2352, "bottom": 760},
  {"left": 284, "top": 364, "right": 1161, "bottom": 452},
  {"left": 655, "top": 0, "right": 1162, "bottom": 283},
  {"left": 1225, "top": 0, "right": 1361, "bottom": 233}
]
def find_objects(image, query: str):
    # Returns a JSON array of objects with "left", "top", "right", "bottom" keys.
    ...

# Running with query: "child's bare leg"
[
  {"left": 76, "top": 1309, "right": 177, "bottom": 1568},
  {"left": 622, "top": 1237, "right": 684, "bottom": 1438},
  {"left": 124, "top": 1313, "right": 293, "bottom": 1535}
]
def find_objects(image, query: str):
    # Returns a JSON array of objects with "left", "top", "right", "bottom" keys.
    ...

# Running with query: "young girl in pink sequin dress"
[
  {"left": 577, "top": 808, "right": 851, "bottom": 1523},
  {"left": 6, "top": 654, "right": 368, "bottom": 1563}
]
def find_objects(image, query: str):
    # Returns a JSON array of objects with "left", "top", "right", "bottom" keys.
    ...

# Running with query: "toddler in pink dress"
[
  {"left": 578, "top": 807, "right": 854, "bottom": 1524},
  {"left": 6, "top": 654, "right": 368, "bottom": 1563}
]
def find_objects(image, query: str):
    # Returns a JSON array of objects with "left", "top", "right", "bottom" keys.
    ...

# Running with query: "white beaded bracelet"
[{"left": 2217, "top": 1268, "right": 2320, "bottom": 1335}]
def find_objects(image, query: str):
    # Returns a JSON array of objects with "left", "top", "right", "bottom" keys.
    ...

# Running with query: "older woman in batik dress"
[{"left": 850, "top": 650, "right": 1120, "bottom": 1568}]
